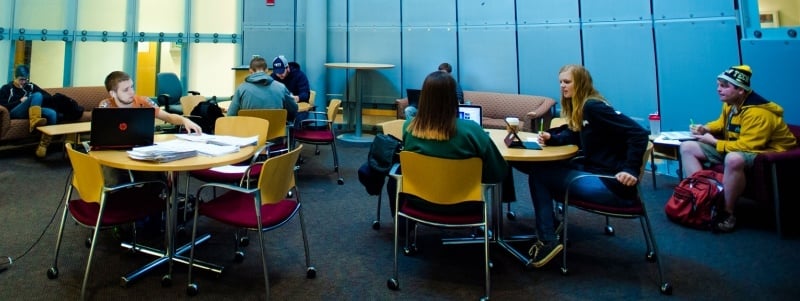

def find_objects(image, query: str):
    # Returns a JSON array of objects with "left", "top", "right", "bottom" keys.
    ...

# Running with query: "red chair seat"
[
  {"left": 400, "top": 201, "right": 484, "bottom": 225},
  {"left": 294, "top": 129, "right": 334, "bottom": 142},
  {"left": 568, "top": 198, "right": 644, "bottom": 216},
  {"left": 190, "top": 164, "right": 263, "bottom": 183},
  {"left": 198, "top": 190, "right": 300, "bottom": 229},
  {"left": 69, "top": 188, "right": 165, "bottom": 226}
]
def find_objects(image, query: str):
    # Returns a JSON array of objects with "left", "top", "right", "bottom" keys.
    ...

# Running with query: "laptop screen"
[
  {"left": 458, "top": 105, "right": 482, "bottom": 127},
  {"left": 90, "top": 107, "right": 156, "bottom": 150},
  {"left": 406, "top": 89, "right": 421, "bottom": 107}
]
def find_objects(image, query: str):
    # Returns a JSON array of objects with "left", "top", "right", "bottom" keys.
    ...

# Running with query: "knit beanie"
[
  {"left": 15, "top": 65, "right": 30, "bottom": 79},
  {"left": 717, "top": 65, "right": 752, "bottom": 92}
]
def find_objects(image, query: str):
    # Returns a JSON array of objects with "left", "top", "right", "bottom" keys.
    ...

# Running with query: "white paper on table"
[{"left": 209, "top": 165, "right": 250, "bottom": 174}]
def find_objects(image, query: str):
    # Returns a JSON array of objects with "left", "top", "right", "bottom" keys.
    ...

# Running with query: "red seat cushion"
[
  {"left": 190, "top": 164, "right": 263, "bottom": 183},
  {"left": 69, "top": 187, "right": 165, "bottom": 226},
  {"left": 198, "top": 190, "right": 299, "bottom": 229},
  {"left": 399, "top": 199, "right": 485, "bottom": 225},
  {"left": 294, "top": 129, "right": 334, "bottom": 142},
  {"left": 568, "top": 198, "right": 645, "bottom": 216}
]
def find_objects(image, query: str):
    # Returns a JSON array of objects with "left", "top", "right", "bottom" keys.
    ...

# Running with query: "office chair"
[
  {"left": 293, "top": 99, "right": 344, "bottom": 185},
  {"left": 186, "top": 145, "right": 315, "bottom": 298},
  {"left": 370, "top": 119, "right": 405, "bottom": 230},
  {"left": 387, "top": 151, "right": 491, "bottom": 300},
  {"left": 156, "top": 72, "right": 200, "bottom": 115},
  {"left": 47, "top": 143, "right": 168, "bottom": 300},
  {"left": 559, "top": 142, "right": 672, "bottom": 295}
]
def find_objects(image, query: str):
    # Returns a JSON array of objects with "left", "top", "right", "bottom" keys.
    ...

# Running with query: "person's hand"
[
  {"left": 690, "top": 124, "right": 707, "bottom": 135},
  {"left": 525, "top": 111, "right": 537, "bottom": 119},
  {"left": 293, "top": 95, "right": 300, "bottom": 102},
  {"left": 20, "top": 96, "right": 28, "bottom": 103},
  {"left": 695, "top": 133, "right": 717, "bottom": 146},
  {"left": 182, "top": 117, "right": 203, "bottom": 134},
  {"left": 615, "top": 171, "right": 638, "bottom": 186},
  {"left": 537, "top": 131, "right": 551, "bottom": 145}
]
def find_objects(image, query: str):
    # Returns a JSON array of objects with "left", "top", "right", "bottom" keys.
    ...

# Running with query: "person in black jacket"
[
  {"left": 517, "top": 64, "right": 649, "bottom": 268},
  {"left": 0, "top": 65, "right": 57, "bottom": 131}
]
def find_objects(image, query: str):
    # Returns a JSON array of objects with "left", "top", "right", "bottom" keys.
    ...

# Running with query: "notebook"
[
  {"left": 406, "top": 88, "right": 421, "bottom": 108},
  {"left": 90, "top": 107, "right": 156, "bottom": 150},
  {"left": 458, "top": 104, "right": 483, "bottom": 127},
  {"left": 660, "top": 131, "right": 696, "bottom": 141}
]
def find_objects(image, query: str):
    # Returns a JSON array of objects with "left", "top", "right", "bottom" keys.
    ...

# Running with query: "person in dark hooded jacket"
[{"left": 227, "top": 56, "right": 298, "bottom": 121}]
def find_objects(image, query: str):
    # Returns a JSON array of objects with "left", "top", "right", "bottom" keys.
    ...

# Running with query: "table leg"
[
  {"left": 491, "top": 180, "right": 538, "bottom": 268},
  {"left": 338, "top": 69, "right": 375, "bottom": 143}
]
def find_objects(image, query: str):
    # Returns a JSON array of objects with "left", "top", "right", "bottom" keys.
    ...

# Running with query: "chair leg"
[
  {"left": 373, "top": 193, "right": 382, "bottom": 230},
  {"left": 47, "top": 190, "right": 73, "bottom": 280},
  {"left": 330, "top": 140, "right": 344, "bottom": 185},
  {"left": 650, "top": 151, "right": 657, "bottom": 190},
  {"left": 297, "top": 204, "right": 316, "bottom": 278},
  {"left": 640, "top": 213, "right": 672, "bottom": 295},
  {"left": 81, "top": 202, "right": 108, "bottom": 300}
]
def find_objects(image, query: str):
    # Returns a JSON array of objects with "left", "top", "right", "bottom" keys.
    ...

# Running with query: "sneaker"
[
  {"left": 715, "top": 213, "right": 737, "bottom": 233},
  {"left": 527, "top": 240, "right": 564, "bottom": 268}
]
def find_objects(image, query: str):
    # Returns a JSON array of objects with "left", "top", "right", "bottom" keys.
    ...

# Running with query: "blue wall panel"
[
  {"left": 242, "top": 27, "right": 295, "bottom": 62},
  {"left": 326, "top": 28, "right": 348, "bottom": 101},
  {"left": 349, "top": 0, "right": 400, "bottom": 27},
  {"left": 582, "top": 22, "right": 657, "bottom": 122},
  {"left": 243, "top": 0, "right": 296, "bottom": 26},
  {"left": 328, "top": 0, "right": 348, "bottom": 27},
  {"left": 654, "top": 19, "right": 739, "bottom": 132},
  {"left": 652, "top": 0, "right": 735, "bottom": 20},
  {"left": 401, "top": 27, "right": 458, "bottom": 94},
  {"left": 517, "top": 24, "right": 582, "bottom": 101},
  {"left": 457, "top": 0, "right": 516, "bottom": 26},
  {"left": 581, "top": 0, "right": 651, "bottom": 23},
  {"left": 348, "top": 27, "right": 402, "bottom": 105},
  {"left": 402, "top": 0, "right": 456, "bottom": 27},
  {"left": 516, "top": 0, "right": 579, "bottom": 25},
  {"left": 742, "top": 39, "right": 800, "bottom": 125},
  {"left": 458, "top": 26, "right": 518, "bottom": 93}
]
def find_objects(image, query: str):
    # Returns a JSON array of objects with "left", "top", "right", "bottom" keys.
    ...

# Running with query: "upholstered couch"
[
  {"left": 0, "top": 86, "right": 108, "bottom": 145},
  {"left": 396, "top": 91, "right": 557, "bottom": 132}
]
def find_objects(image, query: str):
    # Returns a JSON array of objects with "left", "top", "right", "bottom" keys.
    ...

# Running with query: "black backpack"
[{"left": 189, "top": 97, "right": 224, "bottom": 134}]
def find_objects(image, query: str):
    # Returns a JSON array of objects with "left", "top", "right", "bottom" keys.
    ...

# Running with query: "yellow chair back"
[
  {"left": 64, "top": 143, "right": 105, "bottom": 203},
  {"left": 213, "top": 116, "right": 269, "bottom": 147},
  {"left": 238, "top": 109, "right": 288, "bottom": 141},
  {"left": 326, "top": 99, "right": 342, "bottom": 124},
  {"left": 399, "top": 151, "right": 483, "bottom": 205},
  {"left": 257, "top": 145, "right": 303, "bottom": 205},
  {"left": 380, "top": 119, "right": 405, "bottom": 141}
]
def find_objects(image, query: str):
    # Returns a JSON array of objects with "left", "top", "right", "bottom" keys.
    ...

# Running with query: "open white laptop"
[{"left": 458, "top": 104, "right": 482, "bottom": 127}]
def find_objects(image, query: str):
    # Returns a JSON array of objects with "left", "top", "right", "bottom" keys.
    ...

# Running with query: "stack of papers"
[
  {"left": 175, "top": 134, "right": 258, "bottom": 147},
  {"left": 128, "top": 140, "right": 199, "bottom": 163},
  {"left": 660, "top": 131, "right": 696, "bottom": 141}
]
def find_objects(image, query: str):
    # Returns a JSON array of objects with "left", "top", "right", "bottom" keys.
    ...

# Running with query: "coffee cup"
[{"left": 505, "top": 117, "right": 520, "bottom": 133}]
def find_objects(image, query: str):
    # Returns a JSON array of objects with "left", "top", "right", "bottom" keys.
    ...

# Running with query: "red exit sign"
[{"left": 266, "top": 0, "right": 274, "bottom": 5}]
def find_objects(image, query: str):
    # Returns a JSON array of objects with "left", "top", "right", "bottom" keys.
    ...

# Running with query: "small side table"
[
  {"left": 36, "top": 122, "right": 91, "bottom": 158},
  {"left": 650, "top": 135, "right": 684, "bottom": 189}
]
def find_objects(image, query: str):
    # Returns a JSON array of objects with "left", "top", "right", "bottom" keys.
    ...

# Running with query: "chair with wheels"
[
  {"left": 185, "top": 145, "right": 315, "bottom": 298},
  {"left": 369, "top": 119, "right": 405, "bottom": 230},
  {"left": 156, "top": 72, "right": 200, "bottom": 115},
  {"left": 559, "top": 142, "right": 672, "bottom": 295},
  {"left": 47, "top": 143, "right": 168, "bottom": 300},
  {"left": 293, "top": 98, "right": 344, "bottom": 185},
  {"left": 387, "top": 151, "right": 491, "bottom": 300}
]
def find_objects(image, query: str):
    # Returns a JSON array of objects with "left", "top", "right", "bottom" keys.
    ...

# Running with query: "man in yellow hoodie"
[{"left": 680, "top": 65, "right": 797, "bottom": 232}]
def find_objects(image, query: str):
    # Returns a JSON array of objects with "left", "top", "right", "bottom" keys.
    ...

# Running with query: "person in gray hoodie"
[{"left": 227, "top": 56, "right": 298, "bottom": 121}]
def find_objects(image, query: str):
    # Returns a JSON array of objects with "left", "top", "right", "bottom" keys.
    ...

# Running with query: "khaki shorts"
[{"left": 698, "top": 143, "right": 757, "bottom": 170}]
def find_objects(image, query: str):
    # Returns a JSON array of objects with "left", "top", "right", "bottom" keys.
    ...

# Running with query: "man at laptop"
[{"left": 99, "top": 71, "right": 202, "bottom": 134}]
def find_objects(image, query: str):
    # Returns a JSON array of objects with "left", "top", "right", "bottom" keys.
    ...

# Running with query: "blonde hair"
[{"left": 558, "top": 64, "right": 606, "bottom": 131}]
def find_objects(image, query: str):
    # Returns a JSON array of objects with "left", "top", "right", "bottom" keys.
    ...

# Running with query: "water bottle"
[{"left": 648, "top": 113, "right": 661, "bottom": 137}]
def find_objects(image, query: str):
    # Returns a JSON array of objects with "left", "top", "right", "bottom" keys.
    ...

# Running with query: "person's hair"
[
  {"left": 437, "top": 62, "right": 453, "bottom": 73},
  {"left": 558, "top": 64, "right": 606, "bottom": 131},
  {"left": 288, "top": 61, "right": 301, "bottom": 70},
  {"left": 250, "top": 57, "right": 267, "bottom": 71},
  {"left": 14, "top": 65, "right": 30, "bottom": 79},
  {"left": 104, "top": 71, "right": 131, "bottom": 92},
  {"left": 407, "top": 71, "right": 459, "bottom": 140}
]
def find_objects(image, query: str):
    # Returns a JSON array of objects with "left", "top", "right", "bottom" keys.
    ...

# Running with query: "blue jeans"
[
  {"left": 9, "top": 92, "right": 57, "bottom": 125},
  {"left": 514, "top": 161, "right": 634, "bottom": 242}
]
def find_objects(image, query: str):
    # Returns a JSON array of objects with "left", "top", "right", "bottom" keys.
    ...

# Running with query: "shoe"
[
  {"left": 527, "top": 240, "right": 564, "bottom": 268},
  {"left": 29, "top": 106, "right": 46, "bottom": 132},
  {"left": 715, "top": 213, "right": 736, "bottom": 233}
]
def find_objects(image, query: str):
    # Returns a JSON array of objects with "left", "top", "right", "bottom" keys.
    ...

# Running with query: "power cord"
[{"left": 1, "top": 169, "right": 71, "bottom": 272}]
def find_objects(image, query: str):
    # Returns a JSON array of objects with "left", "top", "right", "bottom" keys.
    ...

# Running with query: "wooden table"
[
  {"left": 485, "top": 129, "right": 579, "bottom": 266},
  {"left": 36, "top": 122, "right": 91, "bottom": 158},
  {"left": 90, "top": 134, "right": 256, "bottom": 285},
  {"left": 324, "top": 62, "right": 395, "bottom": 143}
]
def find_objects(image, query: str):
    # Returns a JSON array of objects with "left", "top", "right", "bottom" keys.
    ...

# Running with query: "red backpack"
[{"left": 664, "top": 170, "right": 724, "bottom": 229}]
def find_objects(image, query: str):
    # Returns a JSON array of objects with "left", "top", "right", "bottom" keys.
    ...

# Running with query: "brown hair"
[
  {"left": 438, "top": 62, "right": 453, "bottom": 73},
  {"left": 249, "top": 57, "right": 267, "bottom": 71},
  {"left": 407, "top": 71, "right": 458, "bottom": 140},
  {"left": 104, "top": 71, "right": 131, "bottom": 92},
  {"left": 558, "top": 64, "right": 606, "bottom": 131}
]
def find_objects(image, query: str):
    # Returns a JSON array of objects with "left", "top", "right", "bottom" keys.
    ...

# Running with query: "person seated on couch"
[
  {"left": 0, "top": 65, "right": 57, "bottom": 131},
  {"left": 405, "top": 62, "right": 464, "bottom": 119}
]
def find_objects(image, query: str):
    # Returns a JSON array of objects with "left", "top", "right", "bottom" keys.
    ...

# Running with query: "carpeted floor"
[{"left": 1, "top": 139, "right": 799, "bottom": 301}]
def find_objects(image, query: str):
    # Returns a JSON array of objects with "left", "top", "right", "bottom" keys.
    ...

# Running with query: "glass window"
[
  {"left": 757, "top": 0, "right": 799, "bottom": 28},
  {"left": 73, "top": 41, "right": 125, "bottom": 87},
  {"left": 77, "top": 0, "right": 126, "bottom": 31}
]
